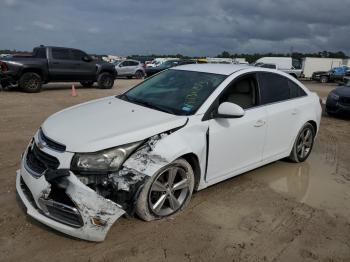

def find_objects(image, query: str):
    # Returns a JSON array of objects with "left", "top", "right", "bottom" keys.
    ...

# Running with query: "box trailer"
[{"left": 302, "top": 57, "right": 343, "bottom": 78}]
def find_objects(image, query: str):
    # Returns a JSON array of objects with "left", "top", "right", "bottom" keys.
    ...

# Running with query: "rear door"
[
  {"left": 257, "top": 72, "right": 307, "bottom": 160},
  {"left": 127, "top": 60, "right": 139, "bottom": 75},
  {"left": 48, "top": 48, "right": 74, "bottom": 81}
]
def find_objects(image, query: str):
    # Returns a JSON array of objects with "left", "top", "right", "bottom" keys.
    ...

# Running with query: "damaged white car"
[{"left": 16, "top": 64, "right": 322, "bottom": 241}]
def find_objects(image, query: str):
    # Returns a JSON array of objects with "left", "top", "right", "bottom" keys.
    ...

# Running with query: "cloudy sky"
[{"left": 1, "top": 0, "right": 349, "bottom": 56}]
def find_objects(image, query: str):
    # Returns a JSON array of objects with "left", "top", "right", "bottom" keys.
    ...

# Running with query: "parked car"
[
  {"left": 145, "top": 59, "right": 196, "bottom": 77},
  {"left": 16, "top": 64, "right": 321, "bottom": 241},
  {"left": 326, "top": 76, "right": 350, "bottom": 115},
  {"left": 0, "top": 45, "right": 116, "bottom": 92},
  {"left": 254, "top": 57, "right": 302, "bottom": 78},
  {"left": 312, "top": 66, "right": 349, "bottom": 83},
  {"left": 114, "top": 59, "right": 145, "bottom": 79}
]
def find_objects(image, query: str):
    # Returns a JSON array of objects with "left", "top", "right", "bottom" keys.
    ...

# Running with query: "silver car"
[{"left": 114, "top": 60, "right": 145, "bottom": 79}]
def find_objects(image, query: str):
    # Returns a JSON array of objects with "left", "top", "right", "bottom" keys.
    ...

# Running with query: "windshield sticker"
[{"left": 182, "top": 104, "right": 193, "bottom": 112}]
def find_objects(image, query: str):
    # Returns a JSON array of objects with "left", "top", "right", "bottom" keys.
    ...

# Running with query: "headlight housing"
[
  {"left": 71, "top": 141, "right": 143, "bottom": 173},
  {"left": 329, "top": 92, "right": 339, "bottom": 101}
]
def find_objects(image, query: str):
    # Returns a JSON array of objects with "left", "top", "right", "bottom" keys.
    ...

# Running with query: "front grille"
[
  {"left": 339, "top": 96, "right": 350, "bottom": 105},
  {"left": 39, "top": 129, "right": 66, "bottom": 152},
  {"left": 26, "top": 142, "right": 60, "bottom": 175},
  {"left": 38, "top": 198, "right": 84, "bottom": 228}
]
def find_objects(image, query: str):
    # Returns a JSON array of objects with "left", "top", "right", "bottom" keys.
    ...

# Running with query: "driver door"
[{"left": 206, "top": 73, "right": 267, "bottom": 181}]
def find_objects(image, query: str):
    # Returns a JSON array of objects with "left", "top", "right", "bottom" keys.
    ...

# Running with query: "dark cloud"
[{"left": 0, "top": 0, "right": 349, "bottom": 56}]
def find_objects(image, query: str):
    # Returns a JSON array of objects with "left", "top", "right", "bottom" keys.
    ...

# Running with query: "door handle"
[{"left": 254, "top": 120, "right": 266, "bottom": 127}]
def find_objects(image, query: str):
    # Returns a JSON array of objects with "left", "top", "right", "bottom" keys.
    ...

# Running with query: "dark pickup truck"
[{"left": 0, "top": 46, "right": 116, "bottom": 92}]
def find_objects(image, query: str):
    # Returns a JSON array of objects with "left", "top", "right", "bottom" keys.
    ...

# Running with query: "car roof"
[{"left": 172, "top": 63, "right": 251, "bottom": 75}]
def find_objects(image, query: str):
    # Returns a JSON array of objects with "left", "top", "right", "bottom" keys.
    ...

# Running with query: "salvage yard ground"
[{"left": 0, "top": 80, "right": 349, "bottom": 262}]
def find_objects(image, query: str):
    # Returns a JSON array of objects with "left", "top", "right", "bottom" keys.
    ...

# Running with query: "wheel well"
[
  {"left": 307, "top": 120, "right": 317, "bottom": 133},
  {"left": 181, "top": 153, "right": 201, "bottom": 191},
  {"left": 100, "top": 70, "right": 114, "bottom": 75},
  {"left": 21, "top": 68, "right": 43, "bottom": 79}
]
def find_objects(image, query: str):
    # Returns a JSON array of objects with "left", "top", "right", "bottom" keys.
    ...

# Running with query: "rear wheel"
[
  {"left": 80, "top": 81, "right": 94, "bottom": 87},
  {"left": 320, "top": 76, "right": 329, "bottom": 83},
  {"left": 19, "top": 72, "right": 42, "bottom": 93},
  {"left": 136, "top": 158, "right": 194, "bottom": 221},
  {"left": 289, "top": 123, "right": 315, "bottom": 163},
  {"left": 97, "top": 72, "right": 114, "bottom": 89}
]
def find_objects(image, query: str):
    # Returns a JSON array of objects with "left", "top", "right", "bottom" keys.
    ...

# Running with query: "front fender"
[{"left": 123, "top": 123, "right": 208, "bottom": 180}]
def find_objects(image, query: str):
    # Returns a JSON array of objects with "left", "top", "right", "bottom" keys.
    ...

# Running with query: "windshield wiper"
[
  {"left": 118, "top": 93, "right": 175, "bottom": 114},
  {"left": 130, "top": 98, "right": 175, "bottom": 114}
]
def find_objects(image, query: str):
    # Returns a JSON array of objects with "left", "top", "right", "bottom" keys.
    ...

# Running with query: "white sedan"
[{"left": 16, "top": 64, "right": 321, "bottom": 241}]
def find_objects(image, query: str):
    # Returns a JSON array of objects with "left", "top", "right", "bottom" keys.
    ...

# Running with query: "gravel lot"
[{"left": 0, "top": 80, "right": 349, "bottom": 262}]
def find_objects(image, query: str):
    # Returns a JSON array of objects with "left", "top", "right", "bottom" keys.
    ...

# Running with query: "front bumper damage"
[
  {"left": 16, "top": 163, "right": 126, "bottom": 242},
  {"left": 16, "top": 133, "right": 169, "bottom": 242}
]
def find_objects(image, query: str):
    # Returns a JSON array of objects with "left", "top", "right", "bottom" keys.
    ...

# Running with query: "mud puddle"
[{"left": 250, "top": 152, "right": 350, "bottom": 221}]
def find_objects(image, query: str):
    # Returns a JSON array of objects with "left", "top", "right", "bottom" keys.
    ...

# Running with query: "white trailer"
[
  {"left": 302, "top": 57, "right": 343, "bottom": 78},
  {"left": 255, "top": 57, "right": 295, "bottom": 70}
]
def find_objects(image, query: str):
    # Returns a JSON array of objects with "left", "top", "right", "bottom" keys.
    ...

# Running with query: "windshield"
[{"left": 120, "top": 69, "right": 227, "bottom": 115}]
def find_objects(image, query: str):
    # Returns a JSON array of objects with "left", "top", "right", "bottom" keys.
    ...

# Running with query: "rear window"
[{"left": 258, "top": 72, "right": 306, "bottom": 104}]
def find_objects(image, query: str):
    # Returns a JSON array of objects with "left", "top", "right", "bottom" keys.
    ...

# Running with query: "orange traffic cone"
[{"left": 71, "top": 84, "right": 77, "bottom": 97}]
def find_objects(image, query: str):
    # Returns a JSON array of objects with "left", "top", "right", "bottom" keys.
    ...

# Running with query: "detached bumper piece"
[{"left": 16, "top": 152, "right": 126, "bottom": 242}]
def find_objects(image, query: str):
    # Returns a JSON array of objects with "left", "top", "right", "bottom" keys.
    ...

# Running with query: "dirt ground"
[{"left": 0, "top": 80, "right": 349, "bottom": 262}]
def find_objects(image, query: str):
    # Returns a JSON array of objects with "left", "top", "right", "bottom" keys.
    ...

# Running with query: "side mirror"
[
  {"left": 215, "top": 102, "right": 245, "bottom": 118},
  {"left": 82, "top": 56, "right": 92, "bottom": 62}
]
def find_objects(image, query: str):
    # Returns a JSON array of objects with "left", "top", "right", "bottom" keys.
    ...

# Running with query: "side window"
[
  {"left": 71, "top": 49, "right": 86, "bottom": 60},
  {"left": 219, "top": 74, "right": 258, "bottom": 109},
  {"left": 288, "top": 80, "right": 307, "bottom": 98},
  {"left": 33, "top": 48, "right": 46, "bottom": 58},
  {"left": 52, "top": 48, "right": 71, "bottom": 60},
  {"left": 258, "top": 72, "right": 290, "bottom": 104},
  {"left": 129, "top": 61, "right": 138, "bottom": 66}
]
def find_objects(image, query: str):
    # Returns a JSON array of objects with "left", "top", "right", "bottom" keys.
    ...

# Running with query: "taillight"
[{"left": 0, "top": 61, "right": 8, "bottom": 72}]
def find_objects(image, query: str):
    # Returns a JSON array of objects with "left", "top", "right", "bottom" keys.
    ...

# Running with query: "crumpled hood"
[{"left": 42, "top": 96, "right": 187, "bottom": 152}]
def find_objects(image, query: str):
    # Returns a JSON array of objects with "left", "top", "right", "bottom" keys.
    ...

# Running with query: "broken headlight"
[{"left": 71, "top": 141, "right": 143, "bottom": 173}]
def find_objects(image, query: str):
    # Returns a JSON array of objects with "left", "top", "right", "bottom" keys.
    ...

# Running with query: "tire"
[
  {"left": 80, "top": 81, "right": 94, "bottom": 87},
  {"left": 320, "top": 76, "right": 328, "bottom": 83},
  {"left": 289, "top": 123, "right": 315, "bottom": 163},
  {"left": 97, "top": 72, "right": 114, "bottom": 89},
  {"left": 135, "top": 70, "right": 144, "bottom": 79},
  {"left": 136, "top": 158, "right": 195, "bottom": 221},
  {"left": 19, "top": 72, "right": 42, "bottom": 93}
]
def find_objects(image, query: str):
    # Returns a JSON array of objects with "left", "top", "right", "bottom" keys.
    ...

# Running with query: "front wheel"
[
  {"left": 19, "top": 72, "right": 42, "bottom": 93},
  {"left": 97, "top": 72, "right": 114, "bottom": 89},
  {"left": 289, "top": 123, "right": 315, "bottom": 163},
  {"left": 135, "top": 70, "right": 144, "bottom": 79},
  {"left": 136, "top": 158, "right": 195, "bottom": 221}
]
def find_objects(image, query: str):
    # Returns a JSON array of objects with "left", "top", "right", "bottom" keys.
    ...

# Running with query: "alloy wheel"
[
  {"left": 296, "top": 128, "right": 313, "bottom": 159},
  {"left": 148, "top": 166, "right": 190, "bottom": 217}
]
